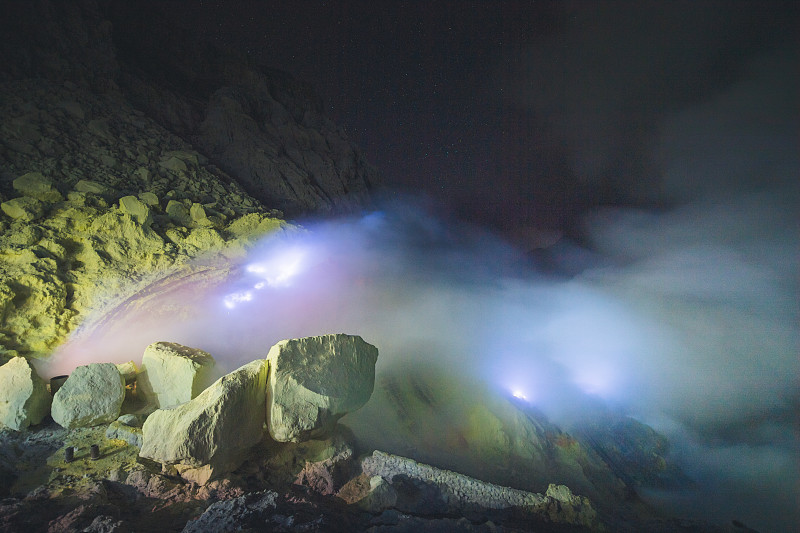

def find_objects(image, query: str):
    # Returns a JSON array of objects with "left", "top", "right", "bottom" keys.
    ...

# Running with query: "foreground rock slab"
[
  {"left": 0, "top": 357, "right": 51, "bottom": 430},
  {"left": 139, "top": 359, "right": 268, "bottom": 484},
  {"left": 138, "top": 342, "right": 217, "bottom": 409},
  {"left": 51, "top": 363, "right": 125, "bottom": 429},
  {"left": 266, "top": 334, "right": 378, "bottom": 442}
]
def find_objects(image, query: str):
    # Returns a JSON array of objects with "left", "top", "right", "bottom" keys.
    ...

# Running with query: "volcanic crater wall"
[{"left": 0, "top": 0, "right": 378, "bottom": 360}]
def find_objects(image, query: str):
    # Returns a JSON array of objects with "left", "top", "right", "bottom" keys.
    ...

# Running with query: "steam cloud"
[{"left": 46, "top": 25, "right": 797, "bottom": 533}]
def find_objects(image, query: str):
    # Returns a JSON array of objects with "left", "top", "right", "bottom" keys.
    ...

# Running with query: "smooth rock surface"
[
  {"left": 138, "top": 342, "right": 217, "bottom": 409},
  {"left": 0, "top": 356, "right": 51, "bottom": 430},
  {"left": 139, "top": 359, "right": 268, "bottom": 483},
  {"left": 51, "top": 363, "right": 125, "bottom": 428},
  {"left": 266, "top": 334, "right": 378, "bottom": 442}
]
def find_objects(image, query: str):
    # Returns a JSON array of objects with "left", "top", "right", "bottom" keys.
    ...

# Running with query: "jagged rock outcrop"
[
  {"left": 137, "top": 341, "right": 217, "bottom": 409},
  {"left": 574, "top": 414, "right": 692, "bottom": 490},
  {"left": 0, "top": 77, "right": 289, "bottom": 359},
  {"left": 139, "top": 359, "right": 268, "bottom": 484},
  {"left": 357, "top": 451, "right": 602, "bottom": 530},
  {"left": 182, "top": 490, "right": 279, "bottom": 533},
  {"left": 266, "top": 334, "right": 379, "bottom": 442},
  {"left": 0, "top": 0, "right": 372, "bottom": 361},
  {"left": 0, "top": 356, "right": 51, "bottom": 430},
  {"left": 51, "top": 362, "right": 125, "bottom": 428},
  {"left": 361, "top": 450, "right": 546, "bottom": 511},
  {"left": 105, "top": 1, "right": 379, "bottom": 217},
  {"left": 541, "top": 484, "right": 600, "bottom": 529}
]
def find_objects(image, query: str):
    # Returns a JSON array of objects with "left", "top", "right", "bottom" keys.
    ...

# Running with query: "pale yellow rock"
[
  {"left": 165, "top": 199, "right": 191, "bottom": 225},
  {"left": 13, "top": 172, "right": 62, "bottom": 203},
  {"left": 225, "top": 213, "right": 284, "bottom": 240},
  {"left": 74, "top": 179, "right": 111, "bottom": 195},
  {"left": 190, "top": 202, "right": 210, "bottom": 226},
  {"left": 116, "top": 360, "right": 138, "bottom": 384},
  {"left": 184, "top": 227, "right": 226, "bottom": 252},
  {"left": 1, "top": 197, "right": 45, "bottom": 221},
  {"left": 51, "top": 363, "right": 126, "bottom": 428},
  {"left": 118, "top": 195, "right": 152, "bottom": 226},
  {"left": 139, "top": 359, "right": 268, "bottom": 484},
  {"left": 138, "top": 191, "right": 159, "bottom": 206},
  {"left": 266, "top": 334, "right": 378, "bottom": 442},
  {"left": 138, "top": 342, "right": 217, "bottom": 409},
  {"left": 158, "top": 156, "right": 187, "bottom": 173},
  {"left": 0, "top": 356, "right": 51, "bottom": 430}
]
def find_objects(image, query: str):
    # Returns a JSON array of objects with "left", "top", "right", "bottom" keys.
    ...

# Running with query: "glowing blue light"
[
  {"left": 245, "top": 246, "right": 307, "bottom": 287},
  {"left": 512, "top": 390, "right": 528, "bottom": 401},
  {"left": 223, "top": 291, "right": 253, "bottom": 309}
]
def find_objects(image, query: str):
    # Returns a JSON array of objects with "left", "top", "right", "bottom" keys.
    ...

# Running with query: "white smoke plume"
[{"left": 43, "top": 30, "right": 797, "bottom": 533}]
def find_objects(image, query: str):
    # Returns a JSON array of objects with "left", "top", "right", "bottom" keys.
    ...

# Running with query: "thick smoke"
[
  {"left": 575, "top": 50, "right": 799, "bottom": 531},
  {"left": 45, "top": 20, "right": 797, "bottom": 533},
  {"left": 504, "top": 3, "right": 798, "bottom": 528}
]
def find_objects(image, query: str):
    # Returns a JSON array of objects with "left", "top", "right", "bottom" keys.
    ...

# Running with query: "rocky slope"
[
  {"left": 0, "top": 0, "right": 377, "bottom": 360},
  {"left": 0, "top": 2, "right": 762, "bottom": 532},
  {"left": 0, "top": 76, "right": 287, "bottom": 360}
]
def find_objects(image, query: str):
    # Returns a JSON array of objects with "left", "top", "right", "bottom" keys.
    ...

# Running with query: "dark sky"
[{"left": 188, "top": 1, "right": 796, "bottom": 240}]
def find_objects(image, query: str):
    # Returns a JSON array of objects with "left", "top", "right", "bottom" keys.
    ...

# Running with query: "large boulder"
[
  {"left": 51, "top": 363, "right": 125, "bottom": 429},
  {"left": 266, "top": 334, "right": 378, "bottom": 442},
  {"left": 138, "top": 342, "right": 217, "bottom": 409},
  {"left": 139, "top": 359, "right": 268, "bottom": 484},
  {"left": 0, "top": 357, "right": 51, "bottom": 430}
]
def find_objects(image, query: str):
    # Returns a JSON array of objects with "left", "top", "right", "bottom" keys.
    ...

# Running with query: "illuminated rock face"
[
  {"left": 12, "top": 172, "right": 63, "bottom": 203},
  {"left": 0, "top": 80, "right": 288, "bottom": 361},
  {"left": 139, "top": 359, "right": 268, "bottom": 484},
  {"left": 266, "top": 334, "right": 378, "bottom": 443},
  {"left": 0, "top": 357, "right": 51, "bottom": 430},
  {"left": 51, "top": 363, "right": 125, "bottom": 429},
  {"left": 138, "top": 342, "right": 217, "bottom": 409}
]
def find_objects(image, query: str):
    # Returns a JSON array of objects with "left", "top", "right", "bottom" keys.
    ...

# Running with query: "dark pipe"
[
  {"left": 90, "top": 444, "right": 100, "bottom": 460},
  {"left": 50, "top": 375, "right": 69, "bottom": 395},
  {"left": 64, "top": 447, "right": 74, "bottom": 463}
]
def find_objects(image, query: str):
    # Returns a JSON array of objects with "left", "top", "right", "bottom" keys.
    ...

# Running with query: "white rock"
[
  {"left": 139, "top": 359, "right": 268, "bottom": 484},
  {"left": 51, "top": 363, "right": 125, "bottom": 429},
  {"left": 138, "top": 342, "right": 216, "bottom": 409},
  {"left": 115, "top": 360, "right": 138, "bottom": 384},
  {"left": 266, "top": 334, "right": 378, "bottom": 442},
  {"left": 118, "top": 195, "right": 152, "bottom": 227},
  {"left": 0, "top": 357, "right": 51, "bottom": 430}
]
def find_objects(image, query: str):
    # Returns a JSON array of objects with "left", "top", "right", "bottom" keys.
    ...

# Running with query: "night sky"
[{"left": 179, "top": 0, "right": 798, "bottom": 243}]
